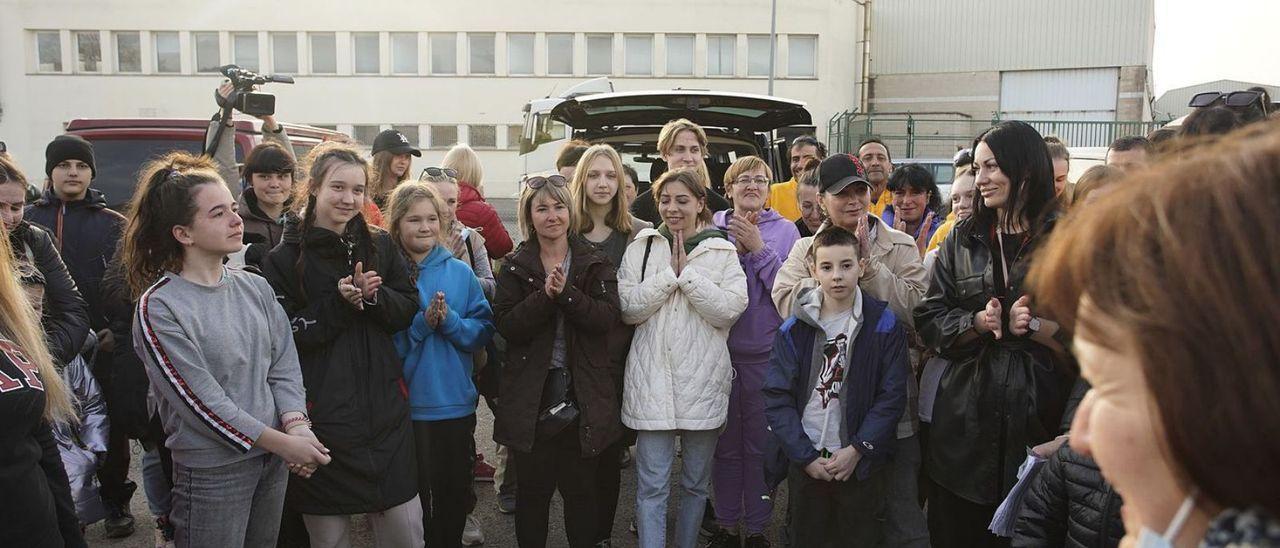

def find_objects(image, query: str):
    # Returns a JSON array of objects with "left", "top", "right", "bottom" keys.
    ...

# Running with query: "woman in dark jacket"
[
  {"left": 493, "top": 175, "right": 622, "bottom": 548},
  {"left": 913, "top": 121, "right": 1075, "bottom": 548},
  {"left": 262, "top": 143, "right": 423, "bottom": 545},
  {"left": 0, "top": 156, "right": 90, "bottom": 366}
]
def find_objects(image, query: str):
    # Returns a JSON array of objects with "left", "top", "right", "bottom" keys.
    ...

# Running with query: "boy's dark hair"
[
  {"left": 1183, "top": 106, "right": 1243, "bottom": 137},
  {"left": 555, "top": 139, "right": 591, "bottom": 170},
  {"left": 790, "top": 135, "right": 828, "bottom": 158},
  {"left": 886, "top": 163, "right": 943, "bottom": 212},
  {"left": 242, "top": 142, "right": 296, "bottom": 185},
  {"left": 808, "top": 226, "right": 861, "bottom": 263},
  {"left": 1109, "top": 135, "right": 1153, "bottom": 154},
  {"left": 857, "top": 137, "right": 892, "bottom": 162}
]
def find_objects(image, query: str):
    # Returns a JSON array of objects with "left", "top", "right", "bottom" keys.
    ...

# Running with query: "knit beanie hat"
[{"left": 45, "top": 135, "right": 96, "bottom": 179}]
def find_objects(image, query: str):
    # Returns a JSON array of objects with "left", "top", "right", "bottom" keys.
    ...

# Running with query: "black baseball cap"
[
  {"left": 371, "top": 129, "right": 421, "bottom": 157},
  {"left": 817, "top": 154, "right": 870, "bottom": 195}
]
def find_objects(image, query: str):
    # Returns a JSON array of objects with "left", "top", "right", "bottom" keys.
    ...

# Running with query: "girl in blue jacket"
[{"left": 387, "top": 182, "right": 495, "bottom": 548}]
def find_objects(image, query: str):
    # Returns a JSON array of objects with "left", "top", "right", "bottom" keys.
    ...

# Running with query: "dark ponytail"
[{"left": 122, "top": 152, "right": 225, "bottom": 299}]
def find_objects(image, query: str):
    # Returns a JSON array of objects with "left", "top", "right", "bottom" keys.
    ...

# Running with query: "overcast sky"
[{"left": 1153, "top": 0, "right": 1280, "bottom": 95}]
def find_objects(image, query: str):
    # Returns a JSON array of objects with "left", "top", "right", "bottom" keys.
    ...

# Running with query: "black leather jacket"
[{"left": 913, "top": 213, "right": 1076, "bottom": 505}]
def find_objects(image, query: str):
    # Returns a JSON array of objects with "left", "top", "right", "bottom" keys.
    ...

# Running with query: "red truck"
[{"left": 63, "top": 118, "right": 348, "bottom": 210}]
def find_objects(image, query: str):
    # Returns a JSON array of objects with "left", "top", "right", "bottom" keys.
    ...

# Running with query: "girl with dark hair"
[
  {"left": 914, "top": 121, "right": 1074, "bottom": 548},
  {"left": 261, "top": 142, "right": 425, "bottom": 546},
  {"left": 882, "top": 163, "right": 944, "bottom": 257},
  {"left": 121, "top": 152, "right": 330, "bottom": 547},
  {"left": 386, "top": 182, "right": 495, "bottom": 548}
]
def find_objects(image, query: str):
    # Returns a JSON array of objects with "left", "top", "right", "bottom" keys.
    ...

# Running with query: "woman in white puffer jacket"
[{"left": 618, "top": 168, "right": 748, "bottom": 548}]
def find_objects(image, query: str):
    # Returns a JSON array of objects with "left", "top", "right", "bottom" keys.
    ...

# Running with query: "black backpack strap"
[
  {"left": 464, "top": 231, "right": 476, "bottom": 268},
  {"left": 640, "top": 237, "right": 653, "bottom": 282}
]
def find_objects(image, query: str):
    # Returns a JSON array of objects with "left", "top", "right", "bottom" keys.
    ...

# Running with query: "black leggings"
[
  {"left": 515, "top": 423, "right": 599, "bottom": 548},
  {"left": 414, "top": 415, "right": 476, "bottom": 548}
]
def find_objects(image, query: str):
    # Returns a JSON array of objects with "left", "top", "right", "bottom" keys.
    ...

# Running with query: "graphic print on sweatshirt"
[
  {"left": 816, "top": 333, "right": 847, "bottom": 408},
  {"left": 0, "top": 338, "right": 43, "bottom": 393}
]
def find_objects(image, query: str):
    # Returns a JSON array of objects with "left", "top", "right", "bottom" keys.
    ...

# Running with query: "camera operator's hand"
[
  {"left": 217, "top": 82, "right": 236, "bottom": 127},
  {"left": 217, "top": 82, "right": 278, "bottom": 131}
]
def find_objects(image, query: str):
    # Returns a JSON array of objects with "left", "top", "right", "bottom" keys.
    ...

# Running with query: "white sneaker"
[{"left": 462, "top": 513, "right": 485, "bottom": 546}]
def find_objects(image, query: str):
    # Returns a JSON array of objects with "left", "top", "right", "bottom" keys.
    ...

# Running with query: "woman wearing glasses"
[
  {"left": 619, "top": 167, "right": 748, "bottom": 548},
  {"left": 493, "top": 174, "right": 623, "bottom": 547},
  {"left": 705, "top": 157, "right": 800, "bottom": 547}
]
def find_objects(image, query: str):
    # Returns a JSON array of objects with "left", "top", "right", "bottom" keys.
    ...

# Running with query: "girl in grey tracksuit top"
[{"left": 124, "top": 152, "right": 330, "bottom": 548}]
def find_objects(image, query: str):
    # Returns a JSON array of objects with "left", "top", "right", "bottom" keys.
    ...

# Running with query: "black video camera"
[{"left": 216, "top": 64, "right": 295, "bottom": 117}]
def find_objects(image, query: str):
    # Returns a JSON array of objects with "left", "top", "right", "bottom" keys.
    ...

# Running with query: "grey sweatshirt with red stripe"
[{"left": 133, "top": 267, "right": 306, "bottom": 468}]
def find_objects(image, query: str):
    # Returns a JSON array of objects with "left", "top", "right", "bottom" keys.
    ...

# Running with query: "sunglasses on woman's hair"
[
  {"left": 1189, "top": 91, "right": 1262, "bottom": 109},
  {"left": 522, "top": 175, "right": 568, "bottom": 189},
  {"left": 418, "top": 167, "right": 459, "bottom": 181}
]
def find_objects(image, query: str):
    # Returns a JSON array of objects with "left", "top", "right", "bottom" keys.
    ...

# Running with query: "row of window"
[
  {"left": 338, "top": 123, "right": 562, "bottom": 151},
  {"left": 32, "top": 30, "right": 818, "bottom": 78}
]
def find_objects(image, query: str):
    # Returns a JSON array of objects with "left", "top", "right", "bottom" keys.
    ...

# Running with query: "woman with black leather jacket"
[{"left": 913, "top": 121, "right": 1076, "bottom": 548}]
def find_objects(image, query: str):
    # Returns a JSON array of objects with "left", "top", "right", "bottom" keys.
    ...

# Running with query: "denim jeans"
[
  {"left": 635, "top": 429, "right": 719, "bottom": 548},
  {"left": 171, "top": 454, "right": 287, "bottom": 548},
  {"left": 142, "top": 448, "right": 171, "bottom": 518}
]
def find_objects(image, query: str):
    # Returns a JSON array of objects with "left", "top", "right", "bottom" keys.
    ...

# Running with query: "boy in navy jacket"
[{"left": 763, "top": 226, "right": 909, "bottom": 547}]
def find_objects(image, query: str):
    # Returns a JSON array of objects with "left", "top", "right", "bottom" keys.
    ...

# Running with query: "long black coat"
[
  {"left": 913, "top": 214, "right": 1076, "bottom": 505},
  {"left": 492, "top": 237, "right": 622, "bottom": 456},
  {"left": 8, "top": 221, "right": 89, "bottom": 365},
  {"left": 263, "top": 218, "right": 419, "bottom": 515}
]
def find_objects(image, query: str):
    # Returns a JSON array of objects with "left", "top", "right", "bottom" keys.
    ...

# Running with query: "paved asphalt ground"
[{"left": 83, "top": 199, "right": 792, "bottom": 547}]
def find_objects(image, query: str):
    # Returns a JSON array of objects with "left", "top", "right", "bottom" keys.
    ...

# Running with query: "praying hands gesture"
[
  {"left": 669, "top": 230, "right": 689, "bottom": 276},
  {"left": 894, "top": 211, "right": 935, "bottom": 257},
  {"left": 544, "top": 264, "right": 567, "bottom": 299},
  {"left": 425, "top": 291, "right": 449, "bottom": 329}
]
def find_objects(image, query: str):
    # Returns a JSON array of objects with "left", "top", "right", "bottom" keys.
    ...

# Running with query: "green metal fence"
[{"left": 827, "top": 112, "right": 1167, "bottom": 159}]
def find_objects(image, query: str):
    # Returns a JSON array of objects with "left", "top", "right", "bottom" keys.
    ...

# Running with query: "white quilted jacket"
[{"left": 618, "top": 228, "right": 749, "bottom": 431}]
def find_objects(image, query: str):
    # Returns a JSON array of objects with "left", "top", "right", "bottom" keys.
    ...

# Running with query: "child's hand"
[
  {"left": 804, "top": 458, "right": 835, "bottom": 481},
  {"left": 823, "top": 446, "right": 861, "bottom": 482}
]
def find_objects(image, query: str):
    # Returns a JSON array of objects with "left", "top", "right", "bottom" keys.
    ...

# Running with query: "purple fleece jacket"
[{"left": 714, "top": 208, "right": 802, "bottom": 364}]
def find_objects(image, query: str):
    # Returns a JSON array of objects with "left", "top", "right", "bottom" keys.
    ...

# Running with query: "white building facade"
[{"left": 0, "top": 0, "right": 866, "bottom": 198}]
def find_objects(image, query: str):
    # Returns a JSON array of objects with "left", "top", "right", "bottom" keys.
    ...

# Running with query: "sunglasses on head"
[
  {"left": 1189, "top": 91, "right": 1262, "bottom": 109},
  {"left": 522, "top": 174, "right": 567, "bottom": 189},
  {"left": 418, "top": 167, "right": 458, "bottom": 181}
]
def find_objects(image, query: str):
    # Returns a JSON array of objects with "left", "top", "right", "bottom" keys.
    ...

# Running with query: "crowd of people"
[{"left": 0, "top": 83, "right": 1278, "bottom": 548}]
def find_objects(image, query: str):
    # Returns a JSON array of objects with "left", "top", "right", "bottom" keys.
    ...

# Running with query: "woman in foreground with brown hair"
[{"left": 1028, "top": 120, "right": 1280, "bottom": 547}]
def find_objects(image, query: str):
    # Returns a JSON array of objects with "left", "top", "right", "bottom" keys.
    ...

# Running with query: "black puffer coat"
[
  {"left": 8, "top": 220, "right": 89, "bottom": 365},
  {"left": 913, "top": 213, "right": 1077, "bottom": 505},
  {"left": 1012, "top": 442, "right": 1123, "bottom": 548},
  {"left": 263, "top": 216, "right": 419, "bottom": 515}
]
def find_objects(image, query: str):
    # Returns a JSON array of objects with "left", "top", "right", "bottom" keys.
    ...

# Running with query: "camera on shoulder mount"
[{"left": 215, "top": 64, "right": 295, "bottom": 117}]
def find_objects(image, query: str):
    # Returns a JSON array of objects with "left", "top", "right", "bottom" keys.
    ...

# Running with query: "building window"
[
  {"left": 546, "top": 33, "right": 573, "bottom": 75},
  {"left": 154, "top": 32, "right": 180, "bottom": 73},
  {"left": 506, "top": 125, "right": 523, "bottom": 150},
  {"left": 233, "top": 33, "right": 258, "bottom": 71},
  {"left": 392, "top": 125, "right": 420, "bottom": 147},
  {"left": 74, "top": 32, "right": 101, "bottom": 72},
  {"left": 352, "top": 33, "right": 379, "bottom": 74},
  {"left": 747, "top": 35, "right": 771, "bottom": 77},
  {"left": 706, "top": 34, "right": 735, "bottom": 76},
  {"left": 586, "top": 34, "right": 612, "bottom": 75},
  {"left": 430, "top": 125, "right": 458, "bottom": 149},
  {"left": 391, "top": 33, "right": 417, "bottom": 74},
  {"left": 194, "top": 32, "right": 221, "bottom": 73},
  {"left": 310, "top": 33, "right": 336, "bottom": 74},
  {"left": 507, "top": 33, "right": 534, "bottom": 75},
  {"left": 625, "top": 35, "right": 652, "bottom": 76},
  {"left": 469, "top": 125, "right": 497, "bottom": 148},
  {"left": 788, "top": 35, "right": 816, "bottom": 78},
  {"left": 353, "top": 125, "right": 381, "bottom": 147},
  {"left": 469, "top": 33, "right": 495, "bottom": 75},
  {"left": 272, "top": 33, "right": 298, "bottom": 74},
  {"left": 36, "top": 31, "right": 62, "bottom": 72},
  {"left": 430, "top": 33, "right": 456, "bottom": 75},
  {"left": 115, "top": 32, "right": 141, "bottom": 73},
  {"left": 666, "top": 34, "right": 693, "bottom": 76}
]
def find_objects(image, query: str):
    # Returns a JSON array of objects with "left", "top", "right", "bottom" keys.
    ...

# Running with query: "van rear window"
[{"left": 82, "top": 139, "right": 242, "bottom": 210}]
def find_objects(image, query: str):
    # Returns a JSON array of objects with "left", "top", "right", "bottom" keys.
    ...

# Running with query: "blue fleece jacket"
[{"left": 395, "top": 245, "right": 495, "bottom": 421}]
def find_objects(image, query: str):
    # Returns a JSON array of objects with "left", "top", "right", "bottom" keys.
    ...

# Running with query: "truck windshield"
[{"left": 84, "top": 139, "right": 242, "bottom": 211}]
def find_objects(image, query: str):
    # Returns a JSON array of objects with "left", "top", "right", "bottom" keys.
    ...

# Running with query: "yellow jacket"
[
  {"left": 927, "top": 211, "right": 958, "bottom": 253},
  {"left": 766, "top": 179, "right": 802, "bottom": 221}
]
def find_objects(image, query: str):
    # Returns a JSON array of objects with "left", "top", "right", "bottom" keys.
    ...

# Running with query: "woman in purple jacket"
[{"left": 707, "top": 156, "right": 801, "bottom": 547}]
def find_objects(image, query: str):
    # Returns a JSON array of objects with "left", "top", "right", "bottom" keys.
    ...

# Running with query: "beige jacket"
[{"left": 771, "top": 216, "right": 928, "bottom": 324}]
